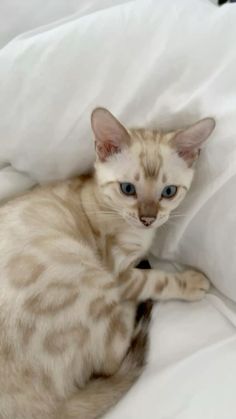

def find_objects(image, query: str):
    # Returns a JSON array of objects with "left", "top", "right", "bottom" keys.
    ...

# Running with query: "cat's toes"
[{"left": 178, "top": 270, "right": 210, "bottom": 301}]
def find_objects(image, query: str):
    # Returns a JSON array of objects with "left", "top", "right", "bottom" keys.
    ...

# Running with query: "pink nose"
[{"left": 140, "top": 216, "right": 156, "bottom": 227}]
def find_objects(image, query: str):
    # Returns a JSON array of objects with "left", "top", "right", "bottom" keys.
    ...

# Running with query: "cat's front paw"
[{"left": 177, "top": 270, "right": 210, "bottom": 301}]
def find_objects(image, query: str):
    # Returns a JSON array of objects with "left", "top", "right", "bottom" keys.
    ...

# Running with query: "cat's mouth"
[
  {"left": 123, "top": 213, "right": 142, "bottom": 229},
  {"left": 139, "top": 214, "right": 169, "bottom": 229},
  {"left": 124, "top": 213, "right": 168, "bottom": 230}
]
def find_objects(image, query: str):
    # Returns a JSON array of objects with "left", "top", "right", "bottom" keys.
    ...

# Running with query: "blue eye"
[
  {"left": 161, "top": 185, "right": 178, "bottom": 199},
  {"left": 120, "top": 182, "right": 136, "bottom": 196}
]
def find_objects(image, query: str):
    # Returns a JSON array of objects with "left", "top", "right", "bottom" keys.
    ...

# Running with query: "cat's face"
[{"left": 92, "top": 108, "right": 215, "bottom": 230}]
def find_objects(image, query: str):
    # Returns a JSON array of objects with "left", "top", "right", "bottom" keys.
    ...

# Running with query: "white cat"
[{"left": 0, "top": 108, "right": 215, "bottom": 419}]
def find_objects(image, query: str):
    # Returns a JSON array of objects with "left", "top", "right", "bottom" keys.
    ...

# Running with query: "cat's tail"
[{"left": 59, "top": 301, "right": 153, "bottom": 419}]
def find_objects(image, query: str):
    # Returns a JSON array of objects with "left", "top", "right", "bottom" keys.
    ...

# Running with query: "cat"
[{"left": 0, "top": 107, "right": 215, "bottom": 419}]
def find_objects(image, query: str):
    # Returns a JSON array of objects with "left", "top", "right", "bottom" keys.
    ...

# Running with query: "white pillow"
[
  {"left": 0, "top": 0, "right": 235, "bottom": 300},
  {"left": 0, "top": 0, "right": 129, "bottom": 47}
]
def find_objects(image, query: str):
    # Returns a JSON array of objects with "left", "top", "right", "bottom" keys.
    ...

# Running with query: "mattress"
[{"left": 0, "top": 0, "right": 236, "bottom": 418}]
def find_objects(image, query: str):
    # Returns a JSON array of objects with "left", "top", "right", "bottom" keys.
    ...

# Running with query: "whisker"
[
  {"left": 84, "top": 211, "right": 117, "bottom": 215},
  {"left": 170, "top": 211, "right": 187, "bottom": 217},
  {"left": 86, "top": 211, "right": 121, "bottom": 218},
  {"left": 165, "top": 219, "right": 184, "bottom": 228}
]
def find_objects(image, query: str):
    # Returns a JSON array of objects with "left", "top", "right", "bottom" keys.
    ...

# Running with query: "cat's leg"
[
  {"left": 91, "top": 291, "right": 154, "bottom": 378},
  {"left": 57, "top": 304, "right": 152, "bottom": 419},
  {"left": 87, "top": 267, "right": 207, "bottom": 413},
  {"left": 119, "top": 268, "right": 210, "bottom": 302},
  {"left": 92, "top": 299, "right": 138, "bottom": 377}
]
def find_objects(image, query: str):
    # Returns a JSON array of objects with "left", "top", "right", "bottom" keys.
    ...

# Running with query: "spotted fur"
[{"left": 0, "top": 108, "right": 215, "bottom": 418}]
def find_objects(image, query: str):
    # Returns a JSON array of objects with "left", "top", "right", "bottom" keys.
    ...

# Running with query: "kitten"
[{"left": 0, "top": 108, "right": 215, "bottom": 419}]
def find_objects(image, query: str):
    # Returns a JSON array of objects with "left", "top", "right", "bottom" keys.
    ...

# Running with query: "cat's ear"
[
  {"left": 172, "top": 118, "right": 215, "bottom": 166},
  {"left": 91, "top": 108, "right": 130, "bottom": 161}
]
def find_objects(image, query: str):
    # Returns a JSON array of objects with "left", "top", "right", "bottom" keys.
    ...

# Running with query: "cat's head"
[{"left": 91, "top": 108, "right": 215, "bottom": 229}]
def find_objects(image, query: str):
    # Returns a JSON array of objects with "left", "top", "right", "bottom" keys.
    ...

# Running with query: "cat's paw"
[{"left": 177, "top": 270, "right": 210, "bottom": 301}]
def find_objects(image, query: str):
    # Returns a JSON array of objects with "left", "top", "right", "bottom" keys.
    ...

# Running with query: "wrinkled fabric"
[
  {"left": 0, "top": 1, "right": 236, "bottom": 417},
  {"left": 0, "top": 0, "right": 235, "bottom": 299},
  {"left": 107, "top": 289, "right": 236, "bottom": 419}
]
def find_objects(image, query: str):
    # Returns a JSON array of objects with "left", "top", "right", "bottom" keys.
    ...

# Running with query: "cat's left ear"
[
  {"left": 172, "top": 118, "right": 215, "bottom": 166},
  {"left": 91, "top": 107, "right": 130, "bottom": 161}
]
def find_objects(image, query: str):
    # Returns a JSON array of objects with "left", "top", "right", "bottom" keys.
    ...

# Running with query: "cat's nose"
[{"left": 140, "top": 216, "right": 156, "bottom": 227}]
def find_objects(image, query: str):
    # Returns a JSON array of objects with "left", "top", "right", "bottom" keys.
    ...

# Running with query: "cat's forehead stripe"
[
  {"left": 140, "top": 151, "right": 162, "bottom": 179},
  {"left": 139, "top": 144, "right": 162, "bottom": 179},
  {"left": 130, "top": 129, "right": 163, "bottom": 179}
]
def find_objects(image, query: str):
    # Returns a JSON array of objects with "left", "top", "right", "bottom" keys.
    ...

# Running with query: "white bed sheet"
[
  {"left": 106, "top": 258, "right": 236, "bottom": 418},
  {"left": 0, "top": 0, "right": 236, "bottom": 300},
  {"left": 107, "top": 286, "right": 236, "bottom": 419},
  {"left": 0, "top": 1, "right": 236, "bottom": 418},
  {"left": 0, "top": 0, "right": 129, "bottom": 48}
]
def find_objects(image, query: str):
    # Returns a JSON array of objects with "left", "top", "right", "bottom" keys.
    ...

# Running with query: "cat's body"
[{"left": 0, "top": 109, "right": 215, "bottom": 419}]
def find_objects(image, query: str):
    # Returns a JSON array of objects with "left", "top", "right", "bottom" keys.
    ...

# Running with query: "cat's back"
[
  {"left": 0, "top": 177, "right": 97, "bottom": 290},
  {"left": 0, "top": 177, "right": 86, "bottom": 239},
  {"left": 0, "top": 177, "right": 98, "bottom": 402}
]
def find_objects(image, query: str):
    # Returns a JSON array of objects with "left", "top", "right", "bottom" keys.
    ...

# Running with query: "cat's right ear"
[
  {"left": 91, "top": 108, "right": 130, "bottom": 161},
  {"left": 172, "top": 118, "right": 216, "bottom": 166}
]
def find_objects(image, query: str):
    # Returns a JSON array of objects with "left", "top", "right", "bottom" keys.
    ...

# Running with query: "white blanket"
[
  {"left": 0, "top": 0, "right": 236, "bottom": 418},
  {"left": 107, "top": 291, "right": 236, "bottom": 419},
  {"left": 0, "top": 0, "right": 236, "bottom": 299}
]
